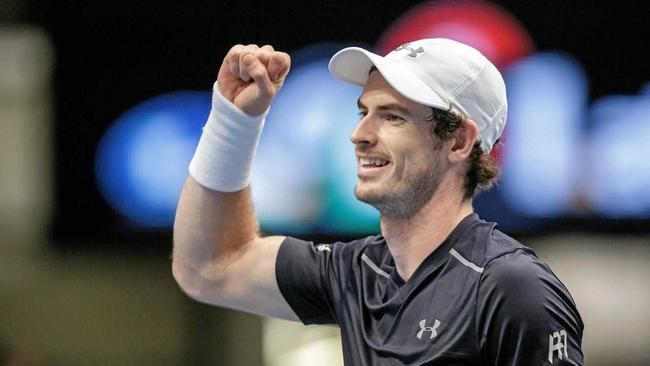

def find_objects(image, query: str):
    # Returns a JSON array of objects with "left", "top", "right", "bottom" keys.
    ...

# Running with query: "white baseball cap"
[{"left": 328, "top": 38, "right": 507, "bottom": 153}]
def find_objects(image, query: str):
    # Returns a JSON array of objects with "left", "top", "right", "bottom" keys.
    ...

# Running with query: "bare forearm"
[{"left": 172, "top": 176, "right": 259, "bottom": 272}]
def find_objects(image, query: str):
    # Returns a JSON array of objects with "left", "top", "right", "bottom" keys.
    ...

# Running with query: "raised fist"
[{"left": 217, "top": 44, "right": 291, "bottom": 116}]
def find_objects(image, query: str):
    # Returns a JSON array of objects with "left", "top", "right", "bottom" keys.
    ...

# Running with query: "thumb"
[{"left": 242, "top": 53, "right": 275, "bottom": 99}]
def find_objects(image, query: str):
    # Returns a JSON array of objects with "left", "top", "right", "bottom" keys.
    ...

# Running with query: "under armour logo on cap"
[{"left": 395, "top": 43, "right": 424, "bottom": 58}]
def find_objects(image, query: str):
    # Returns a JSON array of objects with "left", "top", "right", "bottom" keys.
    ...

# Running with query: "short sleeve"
[
  {"left": 477, "top": 250, "right": 585, "bottom": 365},
  {"left": 275, "top": 236, "right": 339, "bottom": 325}
]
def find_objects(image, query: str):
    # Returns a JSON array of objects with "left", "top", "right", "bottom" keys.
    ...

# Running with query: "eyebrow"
[{"left": 357, "top": 98, "right": 412, "bottom": 117}]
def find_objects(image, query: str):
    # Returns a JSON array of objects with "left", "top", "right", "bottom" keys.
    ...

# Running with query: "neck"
[{"left": 380, "top": 185, "right": 473, "bottom": 282}]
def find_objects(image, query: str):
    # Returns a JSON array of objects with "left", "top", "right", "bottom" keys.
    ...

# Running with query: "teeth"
[{"left": 360, "top": 157, "right": 388, "bottom": 167}]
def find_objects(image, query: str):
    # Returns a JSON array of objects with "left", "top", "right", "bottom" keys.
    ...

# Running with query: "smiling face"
[{"left": 352, "top": 71, "right": 449, "bottom": 219}]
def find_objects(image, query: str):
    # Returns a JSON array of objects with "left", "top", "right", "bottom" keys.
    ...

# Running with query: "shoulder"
[
  {"left": 481, "top": 249, "right": 552, "bottom": 298},
  {"left": 281, "top": 234, "right": 384, "bottom": 252},
  {"left": 459, "top": 218, "right": 579, "bottom": 315},
  {"left": 479, "top": 228, "right": 562, "bottom": 298},
  {"left": 331, "top": 234, "right": 385, "bottom": 254},
  {"left": 452, "top": 216, "right": 537, "bottom": 270},
  {"left": 478, "top": 246, "right": 581, "bottom": 327},
  {"left": 279, "top": 234, "right": 386, "bottom": 265}
]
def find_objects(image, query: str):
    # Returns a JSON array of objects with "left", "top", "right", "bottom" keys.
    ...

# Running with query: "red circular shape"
[{"left": 376, "top": 0, "right": 534, "bottom": 69}]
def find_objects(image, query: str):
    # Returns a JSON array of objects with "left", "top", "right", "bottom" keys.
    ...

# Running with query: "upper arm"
[
  {"left": 477, "top": 251, "right": 584, "bottom": 365},
  {"left": 173, "top": 234, "right": 300, "bottom": 321},
  {"left": 172, "top": 177, "right": 300, "bottom": 321}
]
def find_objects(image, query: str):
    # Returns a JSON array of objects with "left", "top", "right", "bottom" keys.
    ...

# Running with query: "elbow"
[
  {"left": 172, "top": 258, "right": 211, "bottom": 303},
  {"left": 171, "top": 257, "right": 227, "bottom": 305},
  {"left": 172, "top": 259, "right": 199, "bottom": 300}
]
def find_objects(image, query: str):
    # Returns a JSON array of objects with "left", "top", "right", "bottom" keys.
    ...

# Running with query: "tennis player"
[{"left": 172, "top": 39, "right": 584, "bottom": 365}]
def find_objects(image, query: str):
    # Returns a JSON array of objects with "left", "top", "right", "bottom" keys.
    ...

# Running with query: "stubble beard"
[{"left": 355, "top": 163, "right": 441, "bottom": 220}]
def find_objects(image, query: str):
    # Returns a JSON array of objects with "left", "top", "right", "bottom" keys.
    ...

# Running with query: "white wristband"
[{"left": 188, "top": 81, "right": 267, "bottom": 192}]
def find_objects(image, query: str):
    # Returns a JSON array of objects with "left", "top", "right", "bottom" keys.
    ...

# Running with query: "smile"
[
  {"left": 359, "top": 157, "right": 390, "bottom": 167},
  {"left": 357, "top": 156, "right": 391, "bottom": 177}
]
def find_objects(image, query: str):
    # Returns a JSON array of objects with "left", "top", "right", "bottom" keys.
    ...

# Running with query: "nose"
[{"left": 350, "top": 114, "right": 378, "bottom": 147}]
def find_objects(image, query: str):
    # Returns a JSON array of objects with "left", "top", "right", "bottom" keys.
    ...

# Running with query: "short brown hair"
[{"left": 425, "top": 108, "right": 500, "bottom": 200}]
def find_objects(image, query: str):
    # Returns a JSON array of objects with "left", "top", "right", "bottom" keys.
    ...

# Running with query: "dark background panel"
[{"left": 28, "top": 0, "right": 649, "bottom": 246}]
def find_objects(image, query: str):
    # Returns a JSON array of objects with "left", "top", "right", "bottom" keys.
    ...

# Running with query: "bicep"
[{"left": 175, "top": 235, "right": 300, "bottom": 321}]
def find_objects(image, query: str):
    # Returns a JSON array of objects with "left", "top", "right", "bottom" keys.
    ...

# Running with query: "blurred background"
[{"left": 1, "top": 0, "right": 648, "bottom": 364}]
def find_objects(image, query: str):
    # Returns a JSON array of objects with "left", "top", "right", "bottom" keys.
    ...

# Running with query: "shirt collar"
[{"left": 389, "top": 213, "right": 481, "bottom": 287}]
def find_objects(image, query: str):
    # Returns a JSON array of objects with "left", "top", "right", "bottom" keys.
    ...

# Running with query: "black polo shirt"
[{"left": 276, "top": 213, "right": 584, "bottom": 365}]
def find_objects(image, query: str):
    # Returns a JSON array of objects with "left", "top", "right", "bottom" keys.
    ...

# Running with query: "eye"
[
  {"left": 386, "top": 114, "right": 403, "bottom": 121},
  {"left": 385, "top": 113, "right": 407, "bottom": 123},
  {"left": 357, "top": 110, "right": 368, "bottom": 119}
]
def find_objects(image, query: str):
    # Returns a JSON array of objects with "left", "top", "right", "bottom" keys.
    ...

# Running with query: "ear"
[{"left": 448, "top": 120, "right": 478, "bottom": 164}]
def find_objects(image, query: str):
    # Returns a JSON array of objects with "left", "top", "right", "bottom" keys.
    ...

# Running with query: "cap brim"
[{"left": 328, "top": 47, "right": 449, "bottom": 110}]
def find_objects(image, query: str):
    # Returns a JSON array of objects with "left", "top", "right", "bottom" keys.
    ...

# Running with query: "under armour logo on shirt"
[
  {"left": 395, "top": 43, "right": 424, "bottom": 58},
  {"left": 548, "top": 329, "right": 569, "bottom": 363},
  {"left": 316, "top": 244, "right": 331, "bottom": 252},
  {"left": 416, "top": 319, "right": 441, "bottom": 340}
]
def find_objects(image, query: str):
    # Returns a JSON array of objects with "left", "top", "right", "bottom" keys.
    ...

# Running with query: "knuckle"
[
  {"left": 272, "top": 52, "right": 290, "bottom": 67},
  {"left": 269, "top": 52, "right": 281, "bottom": 63},
  {"left": 274, "top": 52, "right": 290, "bottom": 65},
  {"left": 238, "top": 52, "right": 252, "bottom": 64},
  {"left": 228, "top": 44, "right": 243, "bottom": 55}
]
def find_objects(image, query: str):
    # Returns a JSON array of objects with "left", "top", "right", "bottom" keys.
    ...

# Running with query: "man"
[{"left": 172, "top": 39, "right": 584, "bottom": 365}]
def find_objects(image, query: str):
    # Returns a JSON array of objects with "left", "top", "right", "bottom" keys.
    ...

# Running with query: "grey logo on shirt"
[{"left": 417, "top": 319, "right": 441, "bottom": 340}]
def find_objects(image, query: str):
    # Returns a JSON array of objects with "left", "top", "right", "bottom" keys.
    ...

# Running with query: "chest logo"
[{"left": 416, "top": 318, "right": 441, "bottom": 340}]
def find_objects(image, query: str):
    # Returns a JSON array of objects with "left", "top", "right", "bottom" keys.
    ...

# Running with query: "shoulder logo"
[
  {"left": 395, "top": 42, "right": 424, "bottom": 59},
  {"left": 316, "top": 244, "right": 331, "bottom": 252},
  {"left": 416, "top": 318, "right": 441, "bottom": 340},
  {"left": 548, "top": 329, "right": 569, "bottom": 363}
]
